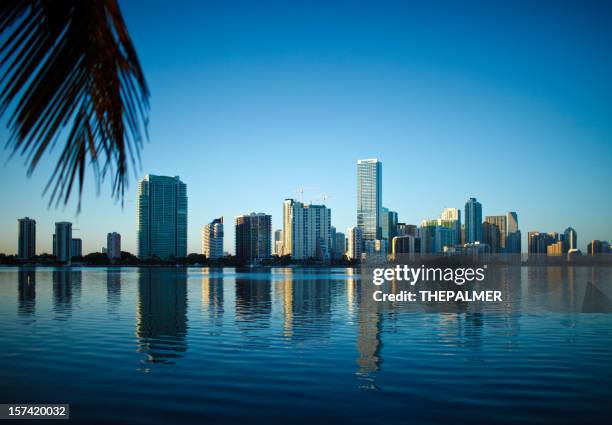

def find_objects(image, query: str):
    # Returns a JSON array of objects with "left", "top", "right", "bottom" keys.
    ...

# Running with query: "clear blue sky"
[{"left": 1, "top": 0, "right": 611, "bottom": 254}]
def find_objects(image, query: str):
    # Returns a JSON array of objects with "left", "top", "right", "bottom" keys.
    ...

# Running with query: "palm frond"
[{"left": 0, "top": 0, "right": 149, "bottom": 209}]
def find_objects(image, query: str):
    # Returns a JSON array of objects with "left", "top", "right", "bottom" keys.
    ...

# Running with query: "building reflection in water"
[
  {"left": 582, "top": 267, "right": 612, "bottom": 313},
  {"left": 136, "top": 269, "right": 188, "bottom": 365},
  {"left": 346, "top": 268, "right": 357, "bottom": 319},
  {"left": 52, "top": 269, "right": 82, "bottom": 320},
  {"left": 18, "top": 269, "right": 36, "bottom": 316},
  {"left": 278, "top": 270, "right": 333, "bottom": 342},
  {"left": 235, "top": 269, "right": 272, "bottom": 336},
  {"left": 280, "top": 269, "right": 293, "bottom": 337},
  {"left": 106, "top": 269, "right": 121, "bottom": 314},
  {"left": 201, "top": 268, "right": 224, "bottom": 330},
  {"left": 524, "top": 266, "right": 612, "bottom": 314},
  {"left": 355, "top": 275, "right": 383, "bottom": 387}
]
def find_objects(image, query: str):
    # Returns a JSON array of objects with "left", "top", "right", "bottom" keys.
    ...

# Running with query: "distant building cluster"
[
  {"left": 353, "top": 159, "right": 524, "bottom": 260},
  {"left": 526, "top": 227, "right": 609, "bottom": 258},
  {"left": 16, "top": 217, "right": 123, "bottom": 264},
  {"left": 13, "top": 160, "right": 612, "bottom": 264}
]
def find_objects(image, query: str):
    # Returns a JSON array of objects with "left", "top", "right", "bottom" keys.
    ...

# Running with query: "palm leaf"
[{"left": 0, "top": 0, "right": 149, "bottom": 209}]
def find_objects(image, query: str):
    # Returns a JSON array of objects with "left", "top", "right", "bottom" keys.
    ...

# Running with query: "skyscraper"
[
  {"left": 53, "top": 222, "right": 72, "bottom": 263},
  {"left": 482, "top": 222, "right": 500, "bottom": 253},
  {"left": 282, "top": 199, "right": 331, "bottom": 261},
  {"left": 107, "top": 232, "right": 121, "bottom": 260},
  {"left": 333, "top": 231, "right": 346, "bottom": 259},
  {"left": 330, "top": 226, "right": 337, "bottom": 256},
  {"left": 419, "top": 221, "right": 455, "bottom": 253},
  {"left": 202, "top": 217, "right": 224, "bottom": 260},
  {"left": 137, "top": 175, "right": 187, "bottom": 259},
  {"left": 485, "top": 215, "right": 507, "bottom": 250},
  {"left": 528, "top": 231, "right": 557, "bottom": 255},
  {"left": 273, "top": 229, "right": 283, "bottom": 255},
  {"left": 235, "top": 213, "right": 272, "bottom": 263},
  {"left": 563, "top": 227, "right": 577, "bottom": 253},
  {"left": 588, "top": 240, "right": 611, "bottom": 255},
  {"left": 464, "top": 197, "right": 482, "bottom": 243},
  {"left": 418, "top": 224, "right": 435, "bottom": 254},
  {"left": 381, "top": 207, "right": 398, "bottom": 243},
  {"left": 357, "top": 159, "right": 382, "bottom": 242},
  {"left": 71, "top": 238, "right": 82, "bottom": 258},
  {"left": 506, "top": 212, "right": 521, "bottom": 254},
  {"left": 18, "top": 217, "right": 36, "bottom": 260},
  {"left": 347, "top": 226, "right": 362, "bottom": 260},
  {"left": 440, "top": 207, "right": 461, "bottom": 244},
  {"left": 507, "top": 211, "right": 519, "bottom": 234}
]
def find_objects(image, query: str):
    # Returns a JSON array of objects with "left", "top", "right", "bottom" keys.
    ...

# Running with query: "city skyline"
[
  {"left": 6, "top": 161, "right": 611, "bottom": 258},
  {"left": 1, "top": 1, "right": 611, "bottom": 254}
]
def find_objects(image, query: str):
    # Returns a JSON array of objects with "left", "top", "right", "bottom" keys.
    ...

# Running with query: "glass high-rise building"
[
  {"left": 334, "top": 231, "right": 346, "bottom": 259},
  {"left": 506, "top": 211, "right": 521, "bottom": 253},
  {"left": 235, "top": 213, "right": 272, "bottom": 263},
  {"left": 482, "top": 222, "right": 500, "bottom": 253},
  {"left": 507, "top": 212, "right": 519, "bottom": 234},
  {"left": 137, "top": 175, "right": 187, "bottom": 259},
  {"left": 18, "top": 217, "right": 36, "bottom": 260},
  {"left": 357, "top": 159, "right": 382, "bottom": 241},
  {"left": 440, "top": 208, "right": 461, "bottom": 244},
  {"left": 381, "top": 207, "right": 398, "bottom": 249},
  {"left": 53, "top": 221, "right": 72, "bottom": 263},
  {"left": 563, "top": 227, "right": 577, "bottom": 253},
  {"left": 71, "top": 238, "right": 82, "bottom": 258},
  {"left": 464, "top": 197, "right": 482, "bottom": 243},
  {"left": 528, "top": 231, "right": 557, "bottom": 255},
  {"left": 485, "top": 215, "right": 507, "bottom": 250}
]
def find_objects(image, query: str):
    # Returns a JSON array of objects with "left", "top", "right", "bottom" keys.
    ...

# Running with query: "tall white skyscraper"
[
  {"left": 283, "top": 199, "right": 331, "bottom": 261},
  {"left": 347, "top": 226, "right": 362, "bottom": 260},
  {"left": 202, "top": 217, "right": 224, "bottom": 260},
  {"left": 53, "top": 221, "right": 72, "bottom": 263},
  {"left": 137, "top": 175, "right": 187, "bottom": 259},
  {"left": 107, "top": 232, "right": 121, "bottom": 260},
  {"left": 334, "top": 231, "right": 346, "bottom": 260},
  {"left": 357, "top": 159, "right": 382, "bottom": 242}
]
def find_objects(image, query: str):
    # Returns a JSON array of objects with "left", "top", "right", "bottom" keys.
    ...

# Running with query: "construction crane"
[
  {"left": 295, "top": 187, "right": 318, "bottom": 203},
  {"left": 310, "top": 194, "right": 331, "bottom": 205}
]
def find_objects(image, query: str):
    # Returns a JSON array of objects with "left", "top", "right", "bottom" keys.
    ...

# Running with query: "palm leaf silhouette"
[{"left": 0, "top": 0, "right": 149, "bottom": 209}]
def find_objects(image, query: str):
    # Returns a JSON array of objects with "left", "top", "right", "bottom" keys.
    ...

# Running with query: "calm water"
[{"left": 1, "top": 266, "right": 611, "bottom": 425}]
